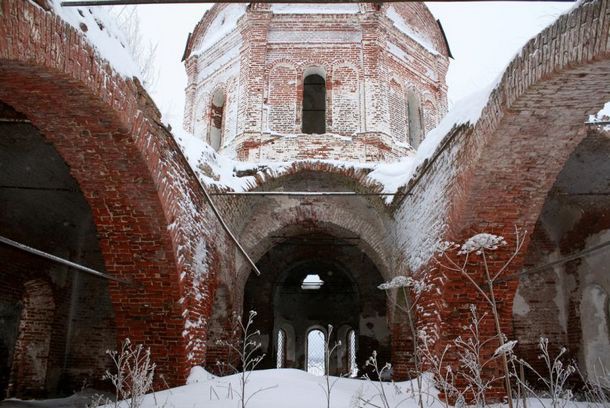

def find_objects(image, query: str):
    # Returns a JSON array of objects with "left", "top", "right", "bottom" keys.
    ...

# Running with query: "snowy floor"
[
  {"left": 1, "top": 369, "right": 601, "bottom": 408},
  {"left": 142, "top": 368, "right": 441, "bottom": 408},
  {"left": 0, "top": 390, "right": 109, "bottom": 408}
]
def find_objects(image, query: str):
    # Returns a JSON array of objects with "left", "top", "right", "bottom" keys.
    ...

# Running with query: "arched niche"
[
  {"left": 209, "top": 88, "right": 226, "bottom": 151},
  {"left": 302, "top": 70, "right": 326, "bottom": 134}
]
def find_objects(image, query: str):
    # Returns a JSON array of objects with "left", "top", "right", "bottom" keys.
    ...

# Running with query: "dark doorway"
[{"left": 243, "top": 233, "right": 390, "bottom": 376}]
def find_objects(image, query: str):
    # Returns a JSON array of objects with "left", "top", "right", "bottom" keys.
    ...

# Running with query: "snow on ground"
[{"left": 139, "top": 368, "right": 439, "bottom": 408}]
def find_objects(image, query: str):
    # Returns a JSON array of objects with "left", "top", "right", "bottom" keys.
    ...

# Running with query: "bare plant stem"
[{"left": 401, "top": 287, "right": 424, "bottom": 408}]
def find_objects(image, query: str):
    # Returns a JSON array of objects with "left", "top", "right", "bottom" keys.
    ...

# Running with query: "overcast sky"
[{"left": 130, "top": 2, "right": 573, "bottom": 130}]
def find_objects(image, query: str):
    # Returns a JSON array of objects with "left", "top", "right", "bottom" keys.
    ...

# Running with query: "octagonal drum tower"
[{"left": 183, "top": 3, "right": 450, "bottom": 162}]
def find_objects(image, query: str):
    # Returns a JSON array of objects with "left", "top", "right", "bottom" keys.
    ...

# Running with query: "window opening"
[
  {"left": 209, "top": 89, "right": 225, "bottom": 151},
  {"left": 307, "top": 329, "right": 325, "bottom": 375},
  {"left": 301, "top": 274, "right": 324, "bottom": 290},
  {"left": 276, "top": 329, "right": 286, "bottom": 368},
  {"left": 302, "top": 74, "right": 326, "bottom": 134},
  {"left": 347, "top": 329, "right": 357, "bottom": 377},
  {"left": 407, "top": 91, "right": 423, "bottom": 148}
]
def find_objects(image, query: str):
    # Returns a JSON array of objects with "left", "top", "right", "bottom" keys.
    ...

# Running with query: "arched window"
[
  {"left": 407, "top": 91, "right": 423, "bottom": 148},
  {"left": 209, "top": 89, "right": 225, "bottom": 151},
  {"left": 302, "top": 74, "right": 326, "bottom": 134},
  {"left": 306, "top": 328, "right": 326, "bottom": 375},
  {"left": 276, "top": 329, "right": 286, "bottom": 368},
  {"left": 347, "top": 329, "right": 357, "bottom": 377}
]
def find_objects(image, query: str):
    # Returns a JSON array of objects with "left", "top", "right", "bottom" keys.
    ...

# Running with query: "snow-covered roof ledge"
[{"left": 175, "top": 128, "right": 403, "bottom": 203}]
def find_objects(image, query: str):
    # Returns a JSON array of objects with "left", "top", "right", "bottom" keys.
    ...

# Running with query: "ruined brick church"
[{"left": 1, "top": 0, "right": 609, "bottom": 400}]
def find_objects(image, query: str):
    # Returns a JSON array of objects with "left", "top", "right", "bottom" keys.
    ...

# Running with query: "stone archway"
[
  {"left": 242, "top": 232, "right": 390, "bottom": 376},
  {"left": 0, "top": 1, "right": 217, "bottom": 387}
]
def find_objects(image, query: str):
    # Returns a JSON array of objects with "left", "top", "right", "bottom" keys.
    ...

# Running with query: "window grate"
[
  {"left": 276, "top": 329, "right": 286, "bottom": 369},
  {"left": 307, "top": 329, "right": 326, "bottom": 376},
  {"left": 348, "top": 329, "right": 357, "bottom": 377}
]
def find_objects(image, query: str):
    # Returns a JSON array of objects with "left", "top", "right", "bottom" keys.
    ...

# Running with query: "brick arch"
[
  {"left": 410, "top": 0, "right": 610, "bottom": 394},
  {"left": 233, "top": 205, "right": 394, "bottom": 296},
  {"left": 213, "top": 166, "right": 396, "bottom": 288},
  {"left": 0, "top": 1, "right": 213, "bottom": 385},
  {"left": 446, "top": 0, "right": 610, "bottom": 248}
]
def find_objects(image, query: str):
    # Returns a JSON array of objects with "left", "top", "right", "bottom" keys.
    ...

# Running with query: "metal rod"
[
  {"left": 0, "top": 118, "right": 31, "bottom": 123},
  {"left": 0, "top": 235, "right": 132, "bottom": 284},
  {"left": 585, "top": 120, "right": 610, "bottom": 125},
  {"left": 153, "top": 121, "right": 262, "bottom": 277},
  {"left": 61, "top": 0, "right": 577, "bottom": 5},
  {"left": 497, "top": 238, "right": 610, "bottom": 283},
  {"left": 0, "top": 185, "right": 78, "bottom": 192},
  {"left": 196, "top": 186, "right": 262, "bottom": 276},
  {"left": 209, "top": 191, "right": 406, "bottom": 197}
]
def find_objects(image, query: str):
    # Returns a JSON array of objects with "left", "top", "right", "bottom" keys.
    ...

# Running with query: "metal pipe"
[
  {"left": 0, "top": 235, "right": 132, "bottom": 284},
  {"left": 497, "top": 238, "right": 610, "bottom": 283},
  {"left": 0, "top": 118, "right": 31, "bottom": 123},
  {"left": 152, "top": 121, "right": 262, "bottom": 276},
  {"left": 196, "top": 184, "right": 262, "bottom": 276},
  {"left": 209, "top": 191, "right": 407, "bottom": 197},
  {"left": 0, "top": 185, "right": 78, "bottom": 192}
]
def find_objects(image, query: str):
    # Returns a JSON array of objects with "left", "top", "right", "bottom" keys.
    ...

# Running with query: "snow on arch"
[{"left": 49, "top": 0, "right": 139, "bottom": 78}]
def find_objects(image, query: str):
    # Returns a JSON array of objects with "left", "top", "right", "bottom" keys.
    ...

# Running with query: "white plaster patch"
[
  {"left": 512, "top": 287, "right": 530, "bottom": 317},
  {"left": 268, "top": 30, "right": 361, "bottom": 44},
  {"left": 581, "top": 284, "right": 610, "bottom": 379}
]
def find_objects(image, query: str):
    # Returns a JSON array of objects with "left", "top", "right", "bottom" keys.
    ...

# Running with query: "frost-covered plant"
[
  {"left": 216, "top": 310, "right": 275, "bottom": 408},
  {"left": 88, "top": 338, "right": 156, "bottom": 408},
  {"left": 453, "top": 305, "right": 509, "bottom": 408},
  {"left": 437, "top": 227, "right": 526, "bottom": 406},
  {"left": 378, "top": 275, "right": 432, "bottom": 408},
  {"left": 513, "top": 338, "right": 576, "bottom": 408},
  {"left": 358, "top": 351, "right": 393, "bottom": 408},
  {"left": 418, "top": 330, "right": 459, "bottom": 408},
  {"left": 576, "top": 362, "right": 610, "bottom": 406},
  {"left": 319, "top": 324, "right": 342, "bottom": 408}
]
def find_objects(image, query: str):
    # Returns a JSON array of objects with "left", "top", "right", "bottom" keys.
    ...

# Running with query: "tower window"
[
  {"left": 302, "top": 74, "right": 326, "bottom": 134},
  {"left": 209, "top": 89, "right": 225, "bottom": 151},
  {"left": 301, "top": 274, "right": 324, "bottom": 290},
  {"left": 306, "top": 329, "right": 326, "bottom": 376},
  {"left": 407, "top": 91, "right": 423, "bottom": 148}
]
